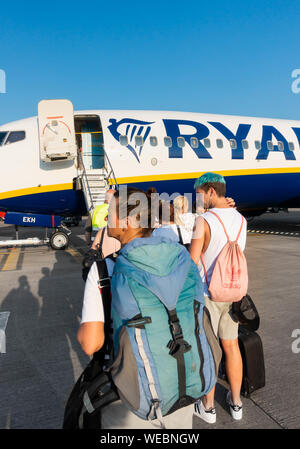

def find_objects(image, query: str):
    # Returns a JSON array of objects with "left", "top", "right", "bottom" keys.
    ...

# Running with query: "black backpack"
[
  {"left": 82, "top": 228, "right": 107, "bottom": 282},
  {"left": 63, "top": 257, "right": 119, "bottom": 429}
]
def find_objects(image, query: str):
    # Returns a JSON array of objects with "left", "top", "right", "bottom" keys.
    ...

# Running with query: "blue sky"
[{"left": 0, "top": 0, "right": 300, "bottom": 125}]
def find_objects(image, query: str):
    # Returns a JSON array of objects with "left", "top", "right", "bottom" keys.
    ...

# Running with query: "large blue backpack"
[{"left": 110, "top": 236, "right": 221, "bottom": 426}]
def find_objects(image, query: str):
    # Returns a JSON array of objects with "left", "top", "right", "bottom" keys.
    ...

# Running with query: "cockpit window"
[
  {"left": 0, "top": 132, "right": 8, "bottom": 145},
  {"left": 5, "top": 131, "right": 26, "bottom": 144}
]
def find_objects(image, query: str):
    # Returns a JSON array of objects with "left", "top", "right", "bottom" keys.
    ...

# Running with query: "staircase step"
[
  {"left": 86, "top": 174, "right": 105, "bottom": 179},
  {"left": 88, "top": 183, "right": 107, "bottom": 189}
]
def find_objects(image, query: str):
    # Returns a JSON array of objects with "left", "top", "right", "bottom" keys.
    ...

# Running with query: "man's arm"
[{"left": 189, "top": 216, "right": 205, "bottom": 265}]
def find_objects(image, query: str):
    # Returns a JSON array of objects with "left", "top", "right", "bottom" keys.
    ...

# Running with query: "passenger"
[
  {"left": 189, "top": 172, "right": 247, "bottom": 423},
  {"left": 91, "top": 190, "right": 121, "bottom": 257},
  {"left": 152, "top": 200, "right": 186, "bottom": 244},
  {"left": 78, "top": 186, "right": 219, "bottom": 429},
  {"left": 154, "top": 194, "right": 236, "bottom": 246},
  {"left": 84, "top": 190, "right": 116, "bottom": 245},
  {"left": 173, "top": 195, "right": 196, "bottom": 245}
]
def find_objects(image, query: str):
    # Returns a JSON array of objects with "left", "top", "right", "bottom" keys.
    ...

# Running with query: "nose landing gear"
[{"left": 49, "top": 225, "right": 71, "bottom": 250}]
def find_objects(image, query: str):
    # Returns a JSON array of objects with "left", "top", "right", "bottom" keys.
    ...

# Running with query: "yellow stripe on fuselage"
[
  {"left": 1, "top": 167, "right": 299, "bottom": 200},
  {"left": 113, "top": 167, "right": 300, "bottom": 185},
  {"left": 0, "top": 183, "right": 73, "bottom": 200}
]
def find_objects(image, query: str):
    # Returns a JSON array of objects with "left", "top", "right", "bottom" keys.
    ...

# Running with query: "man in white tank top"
[{"left": 190, "top": 173, "right": 247, "bottom": 424}]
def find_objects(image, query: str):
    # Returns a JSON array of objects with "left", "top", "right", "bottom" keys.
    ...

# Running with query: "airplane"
[{"left": 0, "top": 99, "right": 300, "bottom": 249}]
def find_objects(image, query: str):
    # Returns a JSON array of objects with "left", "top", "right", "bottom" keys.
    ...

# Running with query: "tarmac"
[{"left": 0, "top": 210, "right": 299, "bottom": 429}]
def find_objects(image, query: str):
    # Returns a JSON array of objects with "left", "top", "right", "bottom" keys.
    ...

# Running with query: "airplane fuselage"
[{"left": 1, "top": 108, "right": 300, "bottom": 219}]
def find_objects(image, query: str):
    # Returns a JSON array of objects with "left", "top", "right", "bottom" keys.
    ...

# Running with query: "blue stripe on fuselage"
[
  {"left": 0, "top": 189, "right": 87, "bottom": 216},
  {"left": 0, "top": 173, "right": 300, "bottom": 217},
  {"left": 120, "top": 173, "right": 300, "bottom": 209}
]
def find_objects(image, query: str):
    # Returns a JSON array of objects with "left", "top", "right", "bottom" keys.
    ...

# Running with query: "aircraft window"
[
  {"left": 267, "top": 140, "right": 273, "bottom": 151},
  {"left": 150, "top": 136, "right": 158, "bottom": 146},
  {"left": 5, "top": 131, "right": 26, "bottom": 145},
  {"left": 164, "top": 136, "right": 172, "bottom": 147},
  {"left": 119, "top": 135, "right": 128, "bottom": 146},
  {"left": 216, "top": 139, "right": 223, "bottom": 148},
  {"left": 177, "top": 137, "right": 185, "bottom": 148},
  {"left": 278, "top": 141, "right": 284, "bottom": 151},
  {"left": 230, "top": 139, "right": 237, "bottom": 149},
  {"left": 203, "top": 138, "right": 211, "bottom": 148},
  {"left": 135, "top": 135, "right": 144, "bottom": 146},
  {"left": 242, "top": 140, "right": 249, "bottom": 149},
  {"left": 190, "top": 137, "right": 199, "bottom": 148},
  {"left": 255, "top": 140, "right": 261, "bottom": 150},
  {"left": 0, "top": 131, "right": 8, "bottom": 146},
  {"left": 288, "top": 142, "right": 295, "bottom": 151}
]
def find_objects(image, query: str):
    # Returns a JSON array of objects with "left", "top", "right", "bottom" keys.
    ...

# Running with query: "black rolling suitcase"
[
  {"left": 219, "top": 325, "right": 265, "bottom": 397},
  {"left": 238, "top": 326, "right": 265, "bottom": 397}
]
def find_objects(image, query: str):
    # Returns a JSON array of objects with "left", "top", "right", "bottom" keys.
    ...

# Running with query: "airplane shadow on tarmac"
[{"left": 0, "top": 251, "right": 89, "bottom": 429}]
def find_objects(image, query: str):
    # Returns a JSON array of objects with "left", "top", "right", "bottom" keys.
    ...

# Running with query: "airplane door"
[
  {"left": 38, "top": 99, "right": 77, "bottom": 162},
  {"left": 74, "top": 115, "right": 104, "bottom": 170}
]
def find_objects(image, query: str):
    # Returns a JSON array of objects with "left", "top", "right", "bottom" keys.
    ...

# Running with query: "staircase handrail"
[
  {"left": 77, "top": 150, "right": 94, "bottom": 212},
  {"left": 103, "top": 150, "right": 118, "bottom": 190}
]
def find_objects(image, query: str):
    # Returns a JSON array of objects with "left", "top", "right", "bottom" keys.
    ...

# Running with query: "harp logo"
[{"left": 108, "top": 118, "right": 154, "bottom": 163}]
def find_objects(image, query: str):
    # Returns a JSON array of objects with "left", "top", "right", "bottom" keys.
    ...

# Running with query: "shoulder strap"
[
  {"left": 176, "top": 225, "right": 184, "bottom": 245},
  {"left": 207, "top": 210, "right": 230, "bottom": 242},
  {"left": 200, "top": 253, "right": 209, "bottom": 287},
  {"left": 98, "top": 227, "right": 106, "bottom": 259},
  {"left": 93, "top": 259, "right": 113, "bottom": 365},
  {"left": 235, "top": 216, "right": 244, "bottom": 243},
  {"left": 208, "top": 210, "right": 244, "bottom": 244}
]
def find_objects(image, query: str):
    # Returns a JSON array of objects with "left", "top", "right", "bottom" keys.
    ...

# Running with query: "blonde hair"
[{"left": 173, "top": 195, "right": 189, "bottom": 226}]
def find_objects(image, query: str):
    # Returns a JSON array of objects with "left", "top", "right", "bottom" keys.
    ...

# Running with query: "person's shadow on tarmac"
[{"left": 0, "top": 251, "right": 89, "bottom": 429}]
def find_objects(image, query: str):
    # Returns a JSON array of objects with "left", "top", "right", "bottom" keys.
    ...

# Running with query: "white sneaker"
[
  {"left": 194, "top": 400, "right": 216, "bottom": 424},
  {"left": 226, "top": 391, "right": 243, "bottom": 420}
]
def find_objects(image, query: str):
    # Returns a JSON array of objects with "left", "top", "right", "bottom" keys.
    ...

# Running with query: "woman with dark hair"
[
  {"left": 77, "top": 186, "right": 219, "bottom": 429},
  {"left": 77, "top": 187, "right": 154, "bottom": 356}
]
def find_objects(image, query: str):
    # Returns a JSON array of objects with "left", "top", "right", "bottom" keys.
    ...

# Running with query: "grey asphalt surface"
[{"left": 0, "top": 210, "right": 299, "bottom": 429}]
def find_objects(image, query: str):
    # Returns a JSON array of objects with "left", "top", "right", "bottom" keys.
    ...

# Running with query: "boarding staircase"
[{"left": 77, "top": 150, "right": 118, "bottom": 216}]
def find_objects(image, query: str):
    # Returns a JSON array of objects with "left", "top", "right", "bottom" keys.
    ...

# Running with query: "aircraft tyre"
[{"left": 50, "top": 230, "right": 69, "bottom": 250}]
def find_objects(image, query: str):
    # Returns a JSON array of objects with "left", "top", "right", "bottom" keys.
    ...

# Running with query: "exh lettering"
[{"left": 0, "top": 69, "right": 6, "bottom": 94}]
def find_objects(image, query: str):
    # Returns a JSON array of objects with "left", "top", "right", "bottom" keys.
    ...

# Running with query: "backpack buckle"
[
  {"left": 167, "top": 339, "right": 191, "bottom": 357},
  {"left": 169, "top": 319, "right": 183, "bottom": 340},
  {"left": 98, "top": 277, "right": 111, "bottom": 289}
]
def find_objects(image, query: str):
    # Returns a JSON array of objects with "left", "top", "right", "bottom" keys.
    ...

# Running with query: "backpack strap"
[
  {"left": 166, "top": 308, "right": 192, "bottom": 399},
  {"left": 200, "top": 253, "right": 209, "bottom": 287},
  {"left": 176, "top": 225, "right": 184, "bottom": 245},
  {"left": 235, "top": 216, "right": 245, "bottom": 243},
  {"left": 207, "top": 210, "right": 230, "bottom": 242},
  {"left": 97, "top": 227, "right": 106, "bottom": 259},
  {"left": 135, "top": 327, "right": 166, "bottom": 429},
  {"left": 92, "top": 259, "right": 114, "bottom": 370},
  {"left": 208, "top": 210, "right": 244, "bottom": 243}
]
